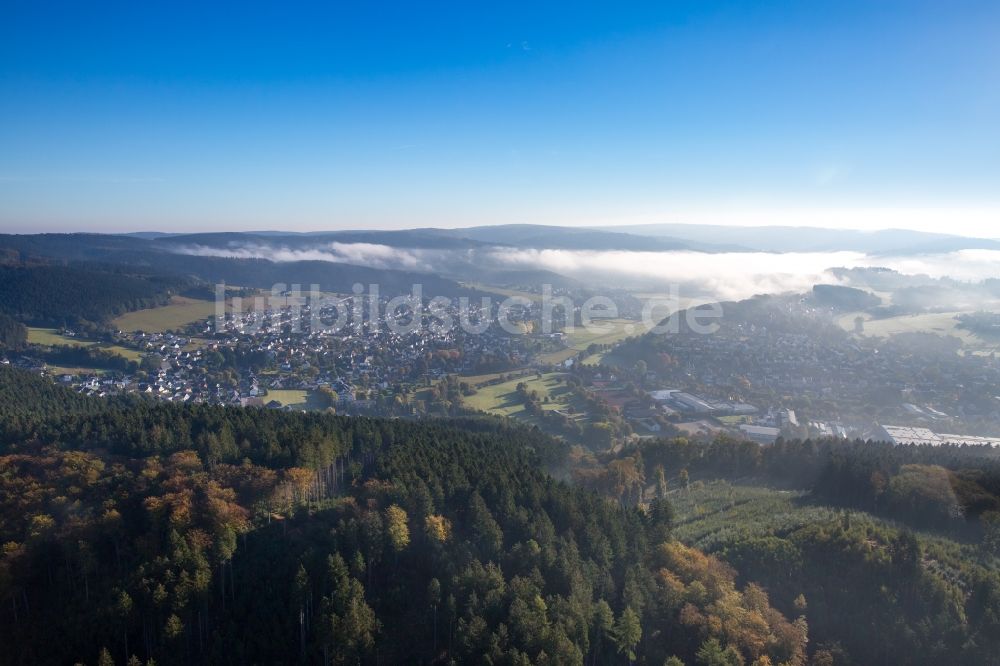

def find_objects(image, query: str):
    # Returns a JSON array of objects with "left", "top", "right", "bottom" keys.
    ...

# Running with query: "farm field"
[
  {"left": 102, "top": 345, "right": 143, "bottom": 362},
  {"left": 463, "top": 282, "right": 543, "bottom": 303},
  {"left": 263, "top": 389, "right": 326, "bottom": 410},
  {"left": 538, "top": 318, "right": 651, "bottom": 365},
  {"left": 537, "top": 347, "right": 578, "bottom": 365},
  {"left": 112, "top": 296, "right": 218, "bottom": 333},
  {"left": 463, "top": 371, "right": 579, "bottom": 419},
  {"left": 564, "top": 318, "right": 649, "bottom": 348},
  {"left": 28, "top": 328, "right": 143, "bottom": 362},
  {"left": 458, "top": 368, "right": 534, "bottom": 387},
  {"left": 836, "top": 310, "right": 1000, "bottom": 354},
  {"left": 45, "top": 366, "right": 109, "bottom": 377},
  {"left": 27, "top": 328, "right": 93, "bottom": 347}
]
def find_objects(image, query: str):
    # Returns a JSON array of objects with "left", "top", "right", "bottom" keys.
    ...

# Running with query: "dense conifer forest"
[
  {"left": 0, "top": 264, "right": 186, "bottom": 327},
  {"left": 0, "top": 312, "right": 27, "bottom": 351},
  {"left": 0, "top": 368, "right": 805, "bottom": 665},
  {"left": 2, "top": 367, "right": 1000, "bottom": 664}
]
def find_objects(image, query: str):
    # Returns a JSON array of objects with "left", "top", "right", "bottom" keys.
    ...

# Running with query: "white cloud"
[
  {"left": 485, "top": 248, "right": 861, "bottom": 300},
  {"left": 174, "top": 243, "right": 1000, "bottom": 302},
  {"left": 874, "top": 249, "right": 1000, "bottom": 282},
  {"left": 178, "top": 242, "right": 443, "bottom": 271}
]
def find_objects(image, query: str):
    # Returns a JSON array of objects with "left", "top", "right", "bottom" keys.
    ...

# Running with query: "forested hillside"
[
  {"left": 584, "top": 435, "right": 1000, "bottom": 534},
  {"left": 3, "top": 366, "right": 1000, "bottom": 664},
  {"left": 0, "top": 234, "right": 473, "bottom": 298},
  {"left": 0, "top": 368, "right": 805, "bottom": 665},
  {"left": 576, "top": 436, "right": 1000, "bottom": 664},
  {"left": 672, "top": 483, "right": 1000, "bottom": 666},
  {"left": 0, "top": 312, "right": 27, "bottom": 351},
  {"left": 0, "top": 264, "right": 185, "bottom": 327}
]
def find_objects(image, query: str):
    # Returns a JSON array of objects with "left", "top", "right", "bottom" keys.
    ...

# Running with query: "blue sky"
[{"left": 1, "top": 0, "right": 998, "bottom": 235}]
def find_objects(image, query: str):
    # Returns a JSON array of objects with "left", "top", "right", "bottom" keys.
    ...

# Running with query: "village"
[
  {"left": 623, "top": 296, "right": 1000, "bottom": 442},
  {"left": 9, "top": 292, "right": 540, "bottom": 413},
  {"left": 8, "top": 290, "right": 1000, "bottom": 450}
]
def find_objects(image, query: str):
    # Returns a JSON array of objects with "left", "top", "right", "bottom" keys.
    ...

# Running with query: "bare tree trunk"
[{"left": 298, "top": 607, "right": 305, "bottom": 658}]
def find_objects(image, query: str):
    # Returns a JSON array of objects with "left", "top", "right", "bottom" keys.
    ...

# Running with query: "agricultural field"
[
  {"left": 45, "top": 366, "right": 109, "bottom": 377},
  {"left": 463, "top": 282, "right": 543, "bottom": 303},
  {"left": 463, "top": 371, "right": 580, "bottom": 419},
  {"left": 836, "top": 310, "right": 1000, "bottom": 355},
  {"left": 27, "top": 327, "right": 143, "bottom": 362},
  {"left": 458, "top": 368, "right": 535, "bottom": 387},
  {"left": 262, "top": 389, "right": 326, "bottom": 410},
  {"left": 565, "top": 317, "right": 650, "bottom": 349},
  {"left": 537, "top": 347, "right": 578, "bottom": 365},
  {"left": 27, "top": 327, "right": 93, "bottom": 347},
  {"left": 102, "top": 345, "right": 143, "bottom": 362},
  {"left": 112, "top": 296, "right": 219, "bottom": 333},
  {"left": 538, "top": 318, "right": 651, "bottom": 365}
]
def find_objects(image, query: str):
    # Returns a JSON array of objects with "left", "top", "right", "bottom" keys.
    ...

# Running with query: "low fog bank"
[{"left": 175, "top": 242, "right": 1000, "bottom": 302}]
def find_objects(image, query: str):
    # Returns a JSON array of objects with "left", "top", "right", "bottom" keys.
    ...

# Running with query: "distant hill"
[
  {"left": 156, "top": 229, "right": 498, "bottom": 250},
  {"left": 0, "top": 234, "right": 473, "bottom": 297},
  {"left": 151, "top": 222, "right": 1000, "bottom": 255},
  {"left": 422, "top": 223, "right": 740, "bottom": 251},
  {"left": 0, "top": 232, "right": 157, "bottom": 263},
  {"left": 811, "top": 284, "right": 882, "bottom": 311},
  {"left": 147, "top": 254, "right": 473, "bottom": 296},
  {"left": 11, "top": 224, "right": 999, "bottom": 258},
  {"left": 158, "top": 225, "right": 727, "bottom": 252},
  {"left": 122, "top": 231, "right": 175, "bottom": 239},
  {"left": 603, "top": 223, "right": 1000, "bottom": 254}
]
